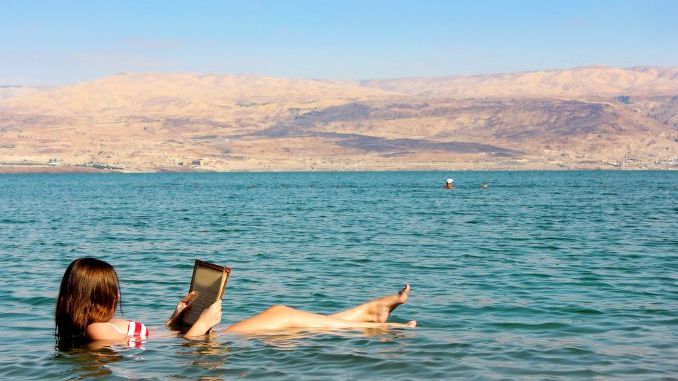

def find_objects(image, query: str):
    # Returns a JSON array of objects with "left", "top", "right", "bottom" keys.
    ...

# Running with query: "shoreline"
[{"left": 0, "top": 165, "right": 675, "bottom": 174}]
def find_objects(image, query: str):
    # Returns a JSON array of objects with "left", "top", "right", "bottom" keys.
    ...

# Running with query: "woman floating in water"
[
  {"left": 55, "top": 258, "right": 415, "bottom": 346},
  {"left": 444, "top": 178, "right": 455, "bottom": 189}
]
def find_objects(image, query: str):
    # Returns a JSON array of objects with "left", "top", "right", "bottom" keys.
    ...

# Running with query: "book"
[{"left": 180, "top": 259, "right": 230, "bottom": 327}]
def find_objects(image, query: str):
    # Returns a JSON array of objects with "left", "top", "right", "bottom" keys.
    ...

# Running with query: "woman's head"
[{"left": 55, "top": 257, "right": 120, "bottom": 347}]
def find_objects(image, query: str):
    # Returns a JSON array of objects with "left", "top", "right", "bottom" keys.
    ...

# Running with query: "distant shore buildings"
[{"left": 48, "top": 158, "right": 63, "bottom": 166}]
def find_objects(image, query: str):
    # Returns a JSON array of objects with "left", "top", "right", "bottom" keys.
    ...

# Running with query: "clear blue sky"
[{"left": 1, "top": 0, "right": 676, "bottom": 85}]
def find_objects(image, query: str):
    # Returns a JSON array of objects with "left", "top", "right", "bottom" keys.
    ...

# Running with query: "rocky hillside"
[{"left": 0, "top": 66, "right": 676, "bottom": 172}]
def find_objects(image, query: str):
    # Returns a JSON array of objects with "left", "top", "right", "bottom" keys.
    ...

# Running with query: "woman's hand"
[
  {"left": 197, "top": 300, "right": 223, "bottom": 328},
  {"left": 175, "top": 291, "right": 197, "bottom": 316},
  {"left": 166, "top": 291, "right": 197, "bottom": 329},
  {"left": 184, "top": 300, "right": 222, "bottom": 337}
]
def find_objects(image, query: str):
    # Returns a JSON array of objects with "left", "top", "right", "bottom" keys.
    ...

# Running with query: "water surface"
[{"left": 0, "top": 171, "right": 676, "bottom": 379}]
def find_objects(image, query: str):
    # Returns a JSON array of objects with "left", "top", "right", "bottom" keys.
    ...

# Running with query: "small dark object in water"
[{"left": 480, "top": 182, "right": 489, "bottom": 189}]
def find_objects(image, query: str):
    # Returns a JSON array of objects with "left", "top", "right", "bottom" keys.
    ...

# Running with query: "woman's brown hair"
[{"left": 55, "top": 257, "right": 121, "bottom": 348}]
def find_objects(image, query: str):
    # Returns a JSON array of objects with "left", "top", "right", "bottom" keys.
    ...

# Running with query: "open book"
[{"left": 180, "top": 259, "right": 230, "bottom": 327}]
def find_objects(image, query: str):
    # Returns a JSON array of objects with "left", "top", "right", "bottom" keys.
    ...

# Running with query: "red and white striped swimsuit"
[
  {"left": 103, "top": 321, "right": 149, "bottom": 347},
  {"left": 126, "top": 321, "right": 149, "bottom": 339}
]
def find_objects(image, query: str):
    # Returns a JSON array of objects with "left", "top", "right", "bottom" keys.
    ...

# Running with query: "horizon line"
[{"left": 2, "top": 64, "right": 675, "bottom": 88}]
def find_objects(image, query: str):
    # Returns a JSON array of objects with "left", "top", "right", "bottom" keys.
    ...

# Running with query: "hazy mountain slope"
[
  {"left": 361, "top": 66, "right": 678, "bottom": 98},
  {"left": 0, "top": 67, "right": 676, "bottom": 171},
  {"left": 0, "top": 86, "right": 44, "bottom": 100},
  {"left": 2, "top": 73, "right": 396, "bottom": 117}
]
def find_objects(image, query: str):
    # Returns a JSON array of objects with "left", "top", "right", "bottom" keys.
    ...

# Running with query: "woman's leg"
[
  {"left": 223, "top": 285, "right": 414, "bottom": 333},
  {"left": 329, "top": 284, "right": 410, "bottom": 323},
  {"left": 224, "top": 305, "right": 416, "bottom": 333}
]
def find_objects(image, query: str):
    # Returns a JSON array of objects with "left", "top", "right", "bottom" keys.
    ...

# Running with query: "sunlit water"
[{"left": 0, "top": 171, "right": 676, "bottom": 380}]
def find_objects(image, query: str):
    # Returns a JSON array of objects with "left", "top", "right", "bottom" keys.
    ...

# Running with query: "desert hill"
[
  {"left": 3, "top": 73, "right": 394, "bottom": 116},
  {"left": 361, "top": 66, "right": 678, "bottom": 98},
  {"left": 0, "top": 66, "right": 676, "bottom": 172}
]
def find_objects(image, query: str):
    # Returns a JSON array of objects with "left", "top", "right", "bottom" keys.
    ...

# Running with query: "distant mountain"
[
  {"left": 0, "top": 66, "right": 676, "bottom": 172},
  {"left": 360, "top": 66, "right": 678, "bottom": 98},
  {"left": 0, "top": 85, "right": 43, "bottom": 100},
  {"left": 1, "top": 73, "right": 392, "bottom": 116}
]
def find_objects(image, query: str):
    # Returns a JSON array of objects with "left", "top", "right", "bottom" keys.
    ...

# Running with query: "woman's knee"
[{"left": 266, "top": 304, "right": 292, "bottom": 314}]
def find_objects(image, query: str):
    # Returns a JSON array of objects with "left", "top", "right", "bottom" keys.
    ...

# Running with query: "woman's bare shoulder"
[{"left": 86, "top": 319, "right": 129, "bottom": 341}]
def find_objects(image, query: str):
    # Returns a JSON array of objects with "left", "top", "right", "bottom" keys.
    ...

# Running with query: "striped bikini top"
[
  {"left": 126, "top": 321, "right": 149, "bottom": 339},
  {"left": 104, "top": 321, "right": 150, "bottom": 340}
]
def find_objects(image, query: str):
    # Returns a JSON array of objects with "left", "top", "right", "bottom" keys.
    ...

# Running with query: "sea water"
[{"left": 0, "top": 171, "right": 676, "bottom": 380}]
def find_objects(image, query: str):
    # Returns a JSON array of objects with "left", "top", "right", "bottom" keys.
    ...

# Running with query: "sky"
[{"left": 1, "top": 0, "right": 677, "bottom": 85}]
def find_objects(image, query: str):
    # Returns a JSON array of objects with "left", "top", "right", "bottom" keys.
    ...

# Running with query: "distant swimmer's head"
[{"left": 447, "top": 178, "right": 453, "bottom": 184}]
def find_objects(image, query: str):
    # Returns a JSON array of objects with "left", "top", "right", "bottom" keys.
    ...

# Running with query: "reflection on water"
[
  {"left": 179, "top": 335, "right": 231, "bottom": 370},
  {"left": 53, "top": 347, "right": 123, "bottom": 379},
  {"left": 226, "top": 326, "right": 417, "bottom": 349}
]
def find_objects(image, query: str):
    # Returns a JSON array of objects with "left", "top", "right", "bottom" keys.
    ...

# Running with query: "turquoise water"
[{"left": 0, "top": 171, "right": 676, "bottom": 380}]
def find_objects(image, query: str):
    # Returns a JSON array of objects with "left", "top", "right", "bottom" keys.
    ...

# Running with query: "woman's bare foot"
[
  {"left": 330, "top": 284, "right": 411, "bottom": 323},
  {"left": 372, "top": 284, "right": 411, "bottom": 323}
]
